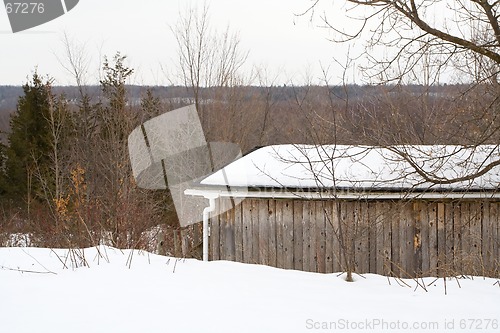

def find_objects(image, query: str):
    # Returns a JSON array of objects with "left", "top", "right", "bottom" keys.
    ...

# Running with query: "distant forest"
[{"left": 0, "top": 83, "right": 470, "bottom": 147}]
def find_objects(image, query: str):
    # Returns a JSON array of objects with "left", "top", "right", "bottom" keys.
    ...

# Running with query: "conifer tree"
[{"left": 4, "top": 72, "right": 53, "bottom": 207}]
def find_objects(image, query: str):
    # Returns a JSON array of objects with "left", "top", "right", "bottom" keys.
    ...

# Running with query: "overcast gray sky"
[{"left": 0, "top": 0, "right": 363, "bottom": 86}]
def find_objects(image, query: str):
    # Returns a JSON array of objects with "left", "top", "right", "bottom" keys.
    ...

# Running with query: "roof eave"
[{"left": 184, "top": 186, "right": 500, "bottom": 200}]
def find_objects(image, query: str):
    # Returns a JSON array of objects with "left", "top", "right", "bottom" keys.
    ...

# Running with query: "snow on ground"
[{"left": 1, "top": 246, "right": 499, "bottom": 333}]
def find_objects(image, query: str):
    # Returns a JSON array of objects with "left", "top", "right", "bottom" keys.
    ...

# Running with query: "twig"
[
  {"left": 393, "top": 277, "right": 409, "bottom": 287},
  {"left": 126, "top": 249, "right": 134, "bottom": 269},
  {"left": 173, "top": 258, "right": 182, "bottom": 273},
  {"left": 50, "top": 249, "right": 68, "bottom": 269},
  {"left": 0, "top": 265, "right": 57, "bottom": 275},
  {"left": 413, "top": 277, "right": 428, "bottom": 292},
  {"left": 420, "top": 277, "right": 428, "bottom": 292},
  {"left": 101, "top": 245, "right": 110, "bottom": 263},
  {"left": 79, "top": 248, "right": 89, "bottom": 267},
  {"left": 454, "top": 276, "right": 462, "bottom": 289},
  {"left": 72, "top": 248, "right": 89, "bottom": 268},
  {"left": 173, "top": 259, "right": 178, "bottom": 273},
  {"left": 93, "top": 245, "right": 110, "bottom": 265},
  {"left": 395, "top": 277, "right": 412, "bottom": 288},
  {"left": 427, "top": 277, "right": 439, "bottom": 286},
  {"left": 22, "top": 249, "right": 56, "bottom": 274}
]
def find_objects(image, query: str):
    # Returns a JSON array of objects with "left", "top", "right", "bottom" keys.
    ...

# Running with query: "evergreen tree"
[
  {"left": 4, "top": 73, "right": 53, "bottom": 206},
  {"left": 140, "top": 88, "right": 161, "bottom": 120}
]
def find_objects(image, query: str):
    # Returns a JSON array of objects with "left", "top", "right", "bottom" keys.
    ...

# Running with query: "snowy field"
[{"left": 1, "top": 246, "right": 499, "bottom": 333}]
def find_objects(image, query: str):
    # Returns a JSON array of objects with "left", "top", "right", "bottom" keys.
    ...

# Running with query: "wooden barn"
[{"left": 185, "top": 145, "right": 500, "bottom": 278}]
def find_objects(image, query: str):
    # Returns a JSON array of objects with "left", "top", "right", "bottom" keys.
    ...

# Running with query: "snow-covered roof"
[{"left": 187, "top": 145, "right": 500, "bottom": 198}]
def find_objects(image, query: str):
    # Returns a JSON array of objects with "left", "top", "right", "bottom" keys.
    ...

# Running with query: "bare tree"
[
  {"left": 303, "top": 0, "right": 499, "bottom": 83},
  {"left": 57, "top": 32, "right": 91, "bottom": 96},
  {"left": 43, "top": 86, "right": 71, "bottom": 234},
  {"left": 171, "top": 3, "right": 249, "bottom": 125},
  {"left": 172, "top": 4, "right": 248, "bottom": 88},
  {"left": 298, "top": 0, "right": 500, "bottom": 185}
]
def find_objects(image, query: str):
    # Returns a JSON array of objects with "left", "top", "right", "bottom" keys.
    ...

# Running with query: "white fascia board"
[{"left": 184, "top": 188, "right": 500, "bottom": 200}]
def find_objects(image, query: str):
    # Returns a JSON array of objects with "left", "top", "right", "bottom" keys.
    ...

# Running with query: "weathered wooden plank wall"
[{"left": 210, "top": 198, "right": 500, "bottom": 278}]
